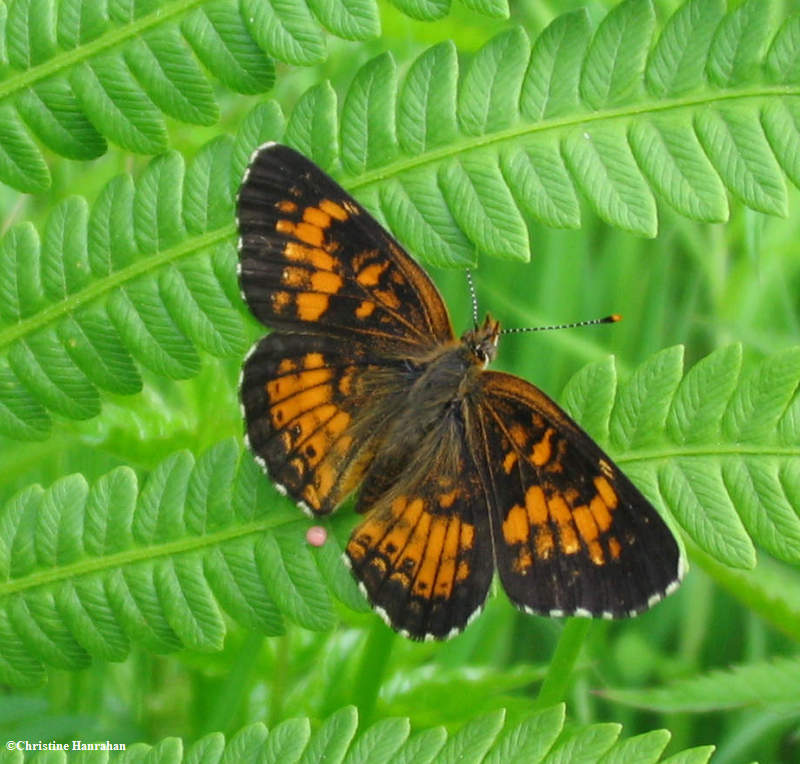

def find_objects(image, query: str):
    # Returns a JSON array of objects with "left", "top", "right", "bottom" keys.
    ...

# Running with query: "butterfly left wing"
[
  {"left": 237, "top": 143, "right": 452, "bottom": 352},
  {"left": 345, "top": 416, "right": 494, "bottom": 640},
  {"left": 471, "top": 371, "right": 683, "bottom": 618}
]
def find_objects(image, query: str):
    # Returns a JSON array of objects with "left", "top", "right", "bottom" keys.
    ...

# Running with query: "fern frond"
[
  {"left": 563, "top": 344, "right": 800, "bottom": 570},
  {"left": 0, "top": 0, "right": 512, "bottom": 191},
  {"left": 603, "top": 655, "right": 800, "bottom": 712},
  {"left": 0, "top": 438, "right": 368, "bottom": 685},
  {"left": 0, "top": 137, "right": 249, "bottom": 439},
  {"left": 53, "top": 704, "right": 714, "bottom": 763},
  {"left": 263, "top": 0, "right": 800, "bottom": 261},
  {"left": 2, "top": 343, "right": 798, "bottom": 682}
]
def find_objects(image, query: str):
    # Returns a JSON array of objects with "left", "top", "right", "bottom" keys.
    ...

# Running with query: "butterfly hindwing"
[
  {"left": 237, "top": 143, "right": 453, "bottom": 351},
  {"left": 473, "top": 371, "right": 683, "bottom": 618},
  {"left": 346, "top": 417, "right": 494, "bottom": 640}
]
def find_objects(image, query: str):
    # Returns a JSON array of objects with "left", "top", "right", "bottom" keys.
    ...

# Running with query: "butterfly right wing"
[{"left": 471, "top": 371, "right": 683, "bottom": 618}]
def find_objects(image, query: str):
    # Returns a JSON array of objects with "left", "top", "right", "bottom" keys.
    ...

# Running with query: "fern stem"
[
  {"left": 534, "top": 618, "right": 591, "bottom": 711},
  {"left": 351, "top": 620, "right": 395, "bottom": 727}
]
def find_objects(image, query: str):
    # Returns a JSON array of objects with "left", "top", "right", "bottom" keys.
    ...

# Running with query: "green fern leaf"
[
  {"left": 0, "top": 439, "right": 372, "bottom": 684},
  {"left": 181, "top": 2, "right": 276, "bottom": 95},
  {"left": 603, "top": 655, "right": 800, "bottom": 712},
  {"left": 436, "top": 708, "right": 505, "bottom": 763},
  {"left": 386, "top": 727, "right": 447, "bottom": 764},
  {"left": 580, "top": 0, "right": 655, "bottom": 108},
  {"left": 561, "top": 344, "right": 800, "bottom": 569},
  {"left": 341, "top": 51, "right": 398, "bottom": 173},
  {"left": 298, "top": 705, "right": 358, "bottom": 764},
  {"left": 544, "top": 723, "right": 621, "bottom": 762},
  {"left": 646, "top": 0, "right": 724, "bottom": 97},
  {"left": 149, "top": 705, "right": 715, "bottom": 763},
  {"left": 344, "top": 717, "right": 410, "bottom": 763},
  {"left": 241, "top": 0, "right": 326, "bottom": 66},
  {"left": 125, "top": 27, "right": 219, "bottom": 127},
  {"left": 386, "top": 0, "right": 449, "bottom": 23},
  {"left": 0, "top": 138, "right": 249, "bottom": 438}
]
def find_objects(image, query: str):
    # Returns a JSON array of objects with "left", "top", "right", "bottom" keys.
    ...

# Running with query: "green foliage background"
[{"left": 1, "top": 0, "right": 800, "bottom": 761}]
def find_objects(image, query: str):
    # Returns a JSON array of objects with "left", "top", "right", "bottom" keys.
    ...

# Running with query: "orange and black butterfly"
[{"left": 237, "top": 143, "right": 684, "bottom": 641}]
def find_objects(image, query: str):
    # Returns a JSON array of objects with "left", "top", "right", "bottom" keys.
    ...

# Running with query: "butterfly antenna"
[
  {"left": 501, "top": 314, "right": 622, "bottom": 334},
  {"left": 466, "top": 269, "right": 479, "bottom": 328}
]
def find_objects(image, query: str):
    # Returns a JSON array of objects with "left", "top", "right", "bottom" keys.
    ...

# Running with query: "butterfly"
[{"left": 236, "top": 143, "right": 684, "bottom": 641}]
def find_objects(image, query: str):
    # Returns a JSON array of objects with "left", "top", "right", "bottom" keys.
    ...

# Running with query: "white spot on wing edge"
[
  {"left": 549, "top": 608, "right": 565, "bottom": 618},
  {"left": 249, "top": 139, "right": 278, "bottom": 166},
  {"left": 573, "top": 607, "right": 592, "bottom": 618},
  {"left": 647, "top": 592, "right": 663, "bottom": 609},
  {"left": 297, "top": 500, "right": 312, "bottom": 518}
]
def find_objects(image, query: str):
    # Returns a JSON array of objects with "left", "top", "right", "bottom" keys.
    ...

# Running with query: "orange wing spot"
[
  {"left": 558, "top": 524, "right": 580, "bottom": 555},
  {"left": 355, "top": 300, "right": 376, "bottom": 319},
  {"left": 313, "top": 462, "right": 337, "bottom": 502},
  {"left": 281, "top": 266, "right": 309, "bottom": 288},
  {"left": 319, "top": 198, "right": 349, "bottom": 221},
  {"left": 512, "top": 546, "right": 533, "bottom": 574},
  {"left": 374, "top": 288, "right": 401, "bottom": 309},
  {"left": 594, "top": 476, "right": 619, "bottom": 509},
  {"left": 356, "top": 261, "right": 389, "bottom": 287},
  {"left": 311, "top": 270, "right": 344, "bottom": 294},
  {"left": 573, "top": 505, "right": 600, "bottom": 544},
  {"left": 302, "top": 483, "right": 321, "bottom": 511},
  {"left": 502, "top": 451, "right": 518, "bottom": 474},
  {"left": 338, "top": 372, "right": 353, "bottom": 396},
  {"left": 608, "top": 536, "right": 622, "bottom": 560},
  {"left": 413, "top": 515, "right": 447, "bottom": 597},
  {"left": 296, "top": 292, "right": 329, "bottom": 321},
  {"left": 531, "top": 428, "right": 555, "bottom": 466},
  {"left": 303, "top": 353, "right": 325, "bottom": 369},
  {"left": 589, "top": 495, "right": 613, "bottom": 532},
  {"left": 266, "top": 368, "right": 332, "bottom": 403},
  {"left": 270, "top": 381, "right": 332, "bottom": 425},
  {"left": 455, "top": 559, "right": 470, "bottom": 582},
  {"left": 276, "top": 200, "right": 298, "bottom": 213},
  {"left": 460, "top": 520, "right": 475, "bottom": 551},
  {"left": 502, "top": 504, "right": 530, "bottom": 545},
  {"left": 438, "top": 490, "right": 458, "bottom": 509},
  {"left": 433, "top": 518, "right": 461, "bottom": 597},
  {"left": 292, "top": 221, "right": 324, "bottom": 247},
  {"left": 303, "top": 206, "right": 331, "bottom": 229},
  {"left": 588, "top": 540, "right": 605, "bottom": 566},
  {"left": 525, "top": 485, "right": 548, "bottom": 525},
  {"left": 546, "top": 492, "right": 571, "bottom": 526},
  {"left": 509, "top": 423, "right": 528, "bottom": 448},
  {"left": 280, "top": 403, "right": 337, "bottom": 445},
  {"left": 535, "top": 526, "right": 554, "bottom": 559},
  {"left": 284, "top": 241, "right": 336, "bottom": 270},
  {"left": 271, "top": 291, "right": 291, "bottom": 313}
]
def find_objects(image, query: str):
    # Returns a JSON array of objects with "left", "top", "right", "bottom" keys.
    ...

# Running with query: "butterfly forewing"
[
  {"left": 473, "top": 371, "right": 682, "bottom": 618},
  {"left": 237, "top": 143, "right": 453, "bottom": 352}
]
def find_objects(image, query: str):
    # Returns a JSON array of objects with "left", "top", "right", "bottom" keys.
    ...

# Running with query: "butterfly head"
[{"left": 462, "top": 314, "right": 500, "bottom": 368}]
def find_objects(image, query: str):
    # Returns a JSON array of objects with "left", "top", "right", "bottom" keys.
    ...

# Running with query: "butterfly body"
[{"left": 237, "top": 143, "right": 684, "bottom": 641}]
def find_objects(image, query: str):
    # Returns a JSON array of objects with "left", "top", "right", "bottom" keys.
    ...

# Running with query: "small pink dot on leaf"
[{"left": 306, "top": 525, "right": 327, "bottom": 547}]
